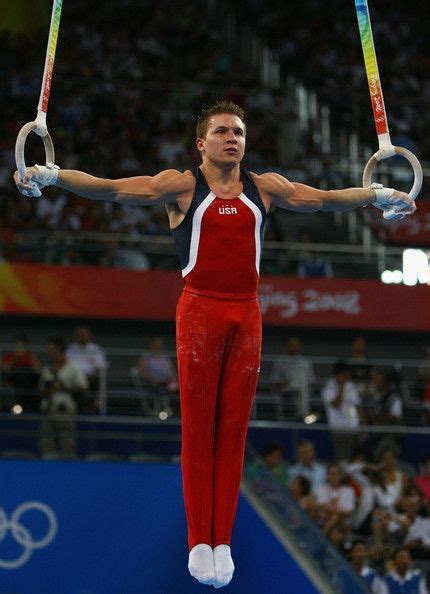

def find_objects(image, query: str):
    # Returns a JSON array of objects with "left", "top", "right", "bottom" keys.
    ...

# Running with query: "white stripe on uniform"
[
  {"left": 181, "top": 191, "right": 216, "bottom": 277},
  {"left": 239, "top": 192, "right": 263, "bottom": 276}
]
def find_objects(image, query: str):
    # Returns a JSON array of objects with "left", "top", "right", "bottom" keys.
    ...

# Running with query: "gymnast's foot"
[
  {"left": 188, "top": 543, "right": 215, "bottom": 585},
  {"left": 213, "top": 544, "right": 235, "bottom": 588}
]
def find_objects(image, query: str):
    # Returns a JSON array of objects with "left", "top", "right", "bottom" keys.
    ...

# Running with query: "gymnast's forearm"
[
  {"left": 281, "top": 181, "right": 377, "bottom": 212},
  {"left": 56, "top": 170, "right": 118, "bottom": 201},
  {"left": 15, "top": 164, "right": 178, "bottom": 203},
  {"left": 320, "top": 187, "right": 376, "bottom": 212},
  {"left": 57, "top": 170, "right": 163, "bottom": 204}
]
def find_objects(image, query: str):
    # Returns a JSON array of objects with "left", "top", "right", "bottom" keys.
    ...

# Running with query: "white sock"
[
  {"left": 188, "top": 544, "right": 215, "bottom": 585},
  {"left": 213, "top": 544, "right": 235, "bottom": 588}
]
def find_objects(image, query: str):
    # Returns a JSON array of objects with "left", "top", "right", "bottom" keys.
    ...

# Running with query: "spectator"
[
  {"left": 289, "top": 475, "right": 317, "bottom": 519},
  {"left": 401, "top": 484, "right": 427, "bottom": 515},
  {"left": 414, "top": 457, "right": 430, "bottom": 505},
  {"left": 315, "top": 462, "right": 356, "bottom": 529},
  {"left": 374, "top": 447, "right": 409, "bottom": 513},
  {"left": 322, "top": 361, "right": 362, "bottom": 460},
  {"left": 66, "top": 325, "right": 107, "bottom": 381},
  {"left": 380, "top": 548, "right": 428, "bottom": 594},
  {"left": 349, "top": 540, "right": 384, "bottom": 594},
  {"left": 156, "top": 131, "right": 188, "bottom": 166},
  {"left": 318, "top": 158, "right": 344, "bottom": 190},
  {"left": 325, "top": 520, "right": 349, "bottom": 556},
  {"left": 134, "top": 336, "right": 178, "bottom": 416},
  {"left": 401, "top": 496, "right": 430, "bottom": 559},
  {"left": 260, "top": 442, "right": 289, "bottom": 488},
  {"left": 371, "top": 509, "right": 405, "bottom": 574},
  {"left": 39, "top": 336, "right": 88, "bottom": 456},
  {"left": 289, "top": 440, "right": 327, "bottom": 490},
  {"left": 370, "top": 369, "right": 403, "bottom": 425},
  {"left": 0, "top": 333, "right": 40, "bottom": 412},
  {"left": 295, "top": 230, "right": 333, "bottom": 279},
  {"left": 113, "top": 245, "right": 151, "bottom": 270},
  {"left": 349, "top": 335, "right": 373, "bottom": 400},
  {"left": 344, "top": 451, "right": 380, "bottom": 533},
  {"left": 269, "top": 337, "right": 315, "bottom": 418},
  {"left": 297, "top": 251, "right": 333, "bottom": 278},
  {"left": 66, "top": 325, "right": 107, "bottom": 412}
]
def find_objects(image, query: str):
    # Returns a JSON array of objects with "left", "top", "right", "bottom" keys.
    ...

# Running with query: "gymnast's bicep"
[{"left": 114, "top": 169, "right": 194, "bottom": 205}]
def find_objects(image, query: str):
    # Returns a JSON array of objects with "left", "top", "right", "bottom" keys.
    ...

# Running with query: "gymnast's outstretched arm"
[
  {"left": 14, "top": 166, "right": 194, "bottom": 205},
  {"left": 254, "top": 171, "right": 416, "bottom": 219}
]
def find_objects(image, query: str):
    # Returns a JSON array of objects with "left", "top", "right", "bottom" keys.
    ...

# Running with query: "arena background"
[{"left": 0, "top": 0, "right": 429, "bottom": 593}]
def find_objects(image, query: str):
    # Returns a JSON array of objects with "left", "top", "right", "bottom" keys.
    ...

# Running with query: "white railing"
[
  {"left": 0, "top": 229, "right": 412, "bottom": 279},
  {"left": 1, "top": 344, "right": 425, "bottom": 423}
]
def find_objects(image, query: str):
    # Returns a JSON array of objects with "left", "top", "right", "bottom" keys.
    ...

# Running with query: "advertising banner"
[
  {"left": 0, "top": 263, "right": 428, "bottom": 330},
  {"left": 258, "top": 277, "right": 429, "bottom": 330}
]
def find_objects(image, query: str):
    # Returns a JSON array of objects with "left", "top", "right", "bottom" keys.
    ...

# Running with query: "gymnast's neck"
[{"left": 199, "top": 161, "right": 241, "bottom": 187}]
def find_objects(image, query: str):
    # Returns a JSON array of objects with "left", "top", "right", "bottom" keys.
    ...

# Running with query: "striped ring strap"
[
  {"left": 355, "top": 0, "right": 422, "bottom": 218},
  {"left": 15, "top": 0, "right": 63, "bottom": 182}
]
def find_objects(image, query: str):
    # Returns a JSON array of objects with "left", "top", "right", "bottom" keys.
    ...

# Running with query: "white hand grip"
[
  {"left": 15, "top": 121, "right": 55, "bottom": 182},
  {"left": 363, "top": 145, "right": 423, "bottom": 220}
]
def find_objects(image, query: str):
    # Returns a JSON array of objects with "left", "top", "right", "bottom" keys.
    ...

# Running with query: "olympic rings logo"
[{"left": 0, "top": 501, "right": 58, "bottom": 570}]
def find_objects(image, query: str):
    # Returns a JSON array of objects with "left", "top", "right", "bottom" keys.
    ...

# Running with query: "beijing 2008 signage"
[
  {"left": 258, "top": 278, "right": 429, "bottom": 330},
  {"left": 0, "top": 263, "right": 428, "bottom": 330}
]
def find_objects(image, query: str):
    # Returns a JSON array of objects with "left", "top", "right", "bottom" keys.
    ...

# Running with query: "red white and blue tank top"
[{"left": 171, "top": 167, "right": 267, "bottom": 299}]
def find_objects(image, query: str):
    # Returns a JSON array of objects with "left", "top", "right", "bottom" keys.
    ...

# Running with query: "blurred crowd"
[
  {"left": 0, "top": 327, "right": 181, "bottom": 456},
  {"left": 1, "top": 0, "right": 426, "bottom": 270},
  {"left": 253, "top": 439, "right": 430, "bottom": 592},
  {"left": 267, "top": 334, "right": 430, "bottom": 429},
  {"left": 1, "top": 329, "right": 429, "bottom": 456},
  {"left": 1, "top": 0, "right": 297, "bottom": 247},
  {"left": 0, "top": 326, "right": 107, "bottom": 455},
  {"left": 2, "top": 324, "right": 429, "bottom": 589},
  {"left": 241, "top": 0, "right": 429, "bottom": 161}
]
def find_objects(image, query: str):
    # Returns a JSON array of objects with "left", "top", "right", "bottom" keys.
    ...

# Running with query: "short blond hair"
[{"left": 196, "top": 100, "right": 246, "bottom": 138}]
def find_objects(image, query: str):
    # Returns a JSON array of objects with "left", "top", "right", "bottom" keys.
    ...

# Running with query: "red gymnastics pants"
[{"left": 176, "top": 287, "right": 262, "bottom": 550}]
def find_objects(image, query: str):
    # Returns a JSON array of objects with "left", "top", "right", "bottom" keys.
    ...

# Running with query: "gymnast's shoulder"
[
  {"left": 250, "top": 171, "right": 325, "bottom": 212},
  {"left": 250, "top": 171, "right": 294, "bottom": 207}
]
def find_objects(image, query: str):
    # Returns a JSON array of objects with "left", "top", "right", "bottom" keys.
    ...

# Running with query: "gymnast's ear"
[{"left": 196, "top": 137, "right": 205, "bottom": 154}]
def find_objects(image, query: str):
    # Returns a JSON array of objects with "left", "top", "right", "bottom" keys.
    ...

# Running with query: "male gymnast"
[{"left": 14, "top": 100, "right": 416, "bottom": 588}]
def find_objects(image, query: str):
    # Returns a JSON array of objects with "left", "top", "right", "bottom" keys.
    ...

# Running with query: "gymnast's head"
[{"left": 196, "top": 100, "right": 246, "bottom": 167}]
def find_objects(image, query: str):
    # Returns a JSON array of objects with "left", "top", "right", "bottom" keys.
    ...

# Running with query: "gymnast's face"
[{"left": 196, "top": 113, "right": 246, "bottom": 167}]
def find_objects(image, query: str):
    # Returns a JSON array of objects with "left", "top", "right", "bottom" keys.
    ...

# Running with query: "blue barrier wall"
[
  {"left": 1, "top": 418, "right": 427, "bottom": 468},
  {"left": 0, "top": 461, "right": 319, "bottom": 594}
]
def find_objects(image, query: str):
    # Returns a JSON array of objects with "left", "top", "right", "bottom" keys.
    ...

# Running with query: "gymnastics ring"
[
  {"left": 15, "top": 120, "right": 55, "bottom": 183},
  {"left": 363, "top": 145, "right": 423, "bottom": 201}
]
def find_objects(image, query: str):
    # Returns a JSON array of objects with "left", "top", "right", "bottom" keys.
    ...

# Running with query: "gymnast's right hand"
[{"left": 14, "top": 163, "right": 60, "bottom": 197}]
